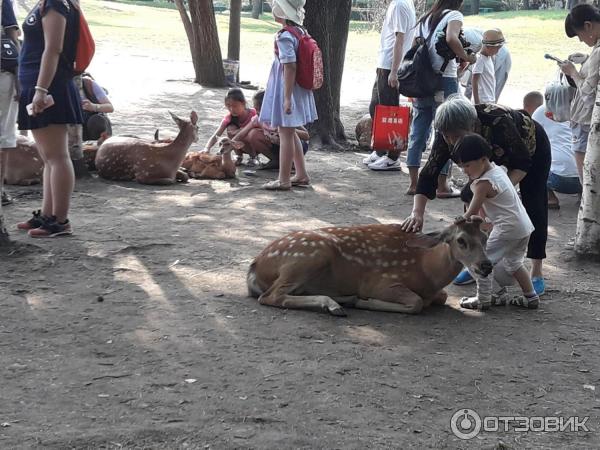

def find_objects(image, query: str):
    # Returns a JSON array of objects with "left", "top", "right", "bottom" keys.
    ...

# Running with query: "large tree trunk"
[
  {"left": 575, "top": 80, "right": 600, "bottom": 258},
  {"left": 228, "top": 0, "right": 241, "bottom": 78},
  {"left": 304, "top": 0, "right": 352, "bottom": 147},
  {"left": 251, "top": 0, "right": 262, "bottom": 19},
  {"left": 174, "top": 0, "right": 226, "bottom": 87},
  {"left": 472, "top": 0, "right": 480, "bottom": 14}
]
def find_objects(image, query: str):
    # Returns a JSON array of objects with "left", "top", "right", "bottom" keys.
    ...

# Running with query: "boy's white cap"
[{"left": 271, "top": 0, "right": 306, "bottom": 25}]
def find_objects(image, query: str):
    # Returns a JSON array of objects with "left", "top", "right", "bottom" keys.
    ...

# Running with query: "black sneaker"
[
  {"left": 28, "top": 216, "right": 72, "bottom": 238},
  {"left": 17, "top": 210, "right": 46, "bottom": 231}
]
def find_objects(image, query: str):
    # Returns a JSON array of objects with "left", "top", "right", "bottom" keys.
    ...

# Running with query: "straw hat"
[
  {"left": 271, "top": 0, "right": 306, "bottom": 25},
  {"left": 481, "top": 28, "right": 506, "bottom": 47}
]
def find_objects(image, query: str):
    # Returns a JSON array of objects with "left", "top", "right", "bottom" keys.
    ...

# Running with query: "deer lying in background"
[
  {"left": 95, "top": 111, "right": 198, "bottom": 185},
  {"left": 4, "top": 135, "right": 44, "bottom": 185},
  {"left": 247, "top": 217, "right": 492, "bottom": 316},
  {"left": 181, "top": 137, "right": 237, "bottom": 180}
]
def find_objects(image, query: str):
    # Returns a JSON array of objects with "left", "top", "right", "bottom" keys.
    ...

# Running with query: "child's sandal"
[
  {"left": 459, "top": 296, "right": 490, "bottom": 311},
  {"left": 509, "top": 294, "right": 539, "bottom": 309}
]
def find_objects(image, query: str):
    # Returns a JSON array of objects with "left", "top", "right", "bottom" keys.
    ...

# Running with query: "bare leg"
[
  {"left": 513, "top": 265, "right": 536, "bottom": 295},
  {"left": 277, "top": 127, "right": 296, "bottom": 184},
  {"left": 246, "top": 128, "right": 271, "bottom": 159},
  {"left": 548, "top": 189, "right": 559, "bottom": 208},
  {"left": 575, "top": 151, "right": 585, "bottom": 184},
  {"left": 32, "top": 125, "right": 72, "bottom": 222},
  {"left": 530, "top": 258, "right": 543, "bottom": 279}
]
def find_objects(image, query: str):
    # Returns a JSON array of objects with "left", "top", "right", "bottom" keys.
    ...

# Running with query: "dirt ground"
[{"left": 2, "top": 64, "right": 600, "bottom": 449}]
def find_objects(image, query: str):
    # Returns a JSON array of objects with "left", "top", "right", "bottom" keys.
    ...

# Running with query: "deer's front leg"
[{"left": 354, "top": 284, "right": 423, "bottom": 314}]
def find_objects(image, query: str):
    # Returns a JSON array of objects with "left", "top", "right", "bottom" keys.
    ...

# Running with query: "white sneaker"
[
  {"left": 362, "top": 151, "right": 380, "bottom": 165},
  {"left": 368, "top": 155, "right": 401, "bottom": 171}
]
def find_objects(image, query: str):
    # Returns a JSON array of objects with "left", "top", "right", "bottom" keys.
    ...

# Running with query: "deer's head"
[
  {"left": 169, "top": 111, "right": 199, "bottom": 143},
  {"left": 407, "top": 216, "right": 492, "bottom": 277},
  {"left": 217, "top": 137, "right": 240, "bottom": 155}
]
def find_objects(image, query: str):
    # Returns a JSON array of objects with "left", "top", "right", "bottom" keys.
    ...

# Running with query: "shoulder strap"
[
  {"left": 282, "top": 25, "right": 305, "bottom": 40},
  {"left": 424, "top": 10, "right": 451, "bottom": 45}
]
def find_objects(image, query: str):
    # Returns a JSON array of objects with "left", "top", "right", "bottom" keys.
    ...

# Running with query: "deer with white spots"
[
  {"left": 4, "top": 135, "right": 44, "bottom": 185},
  {"left": 181, "top": 137, "right": 237, "bottom": 179},
  {"left": 95, "top": 111, "right": 198, "bottom": 185},
  {"left": 247, "top": 217, "right": 492, "bottom": 316}
]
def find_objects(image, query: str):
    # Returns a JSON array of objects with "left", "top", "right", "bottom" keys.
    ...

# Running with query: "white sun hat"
[{"left": 271, "top": 0, "right": 306, "bottom": 25}]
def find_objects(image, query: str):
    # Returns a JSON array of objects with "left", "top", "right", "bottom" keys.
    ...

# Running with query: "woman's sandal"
[
  {"left": 262, "top": 180, "right": 292, "bottom": 191},
  {"left": 436, "top": 187, "right": 461, "bottom": 199},
  {"left": 509, "top": 294, "right": 539, "bottom": 309},
  {"left": 291, "top": 177, "right": 310, "bottom": 187}
]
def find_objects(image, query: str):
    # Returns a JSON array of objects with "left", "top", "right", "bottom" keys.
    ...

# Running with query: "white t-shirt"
[
  {"left": 421, "top": 9, "right": 463, "bottom": 77},
  {"left": 472, "top": 163, "right": 534, "bottom": 241},
  {"left": 532, "top": 105, "right": 578, "bottom": 178},
  {"left": 377, "top": 0, "right": 416, "bottom": 70},
  {"left": 472, "top": 54, "right": 496, "bottom": 103}
]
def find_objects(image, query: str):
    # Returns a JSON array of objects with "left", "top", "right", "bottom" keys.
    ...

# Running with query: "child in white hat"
[
  {"left": 472, "top": 28, "right": 505, "bottom": 105},
  {"left": 259, "top": 0, "right": 318, "bottom": 190}
]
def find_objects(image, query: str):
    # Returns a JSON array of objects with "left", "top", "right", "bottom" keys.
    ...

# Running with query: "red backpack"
[
  {"left": 275, "top": 25, "right": 323, "bottom": 91},
  {"left": 41, "top": 0, "right": 95, "bottom": 75}
]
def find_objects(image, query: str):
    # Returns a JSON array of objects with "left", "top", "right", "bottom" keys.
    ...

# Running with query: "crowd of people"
[
  {"left": 367, "top": 0, "right": 600, "bottom": 309},
  {"left": 1, "top": 0, "right": 598, "bottom": 309}
]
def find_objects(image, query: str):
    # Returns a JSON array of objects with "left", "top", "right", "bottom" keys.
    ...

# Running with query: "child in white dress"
[
  {"left": 259, "top": 0, "right": 318, "bottom": 190},
  {"left": 456, "top": 134, "right": 540, "bottom": 310}
]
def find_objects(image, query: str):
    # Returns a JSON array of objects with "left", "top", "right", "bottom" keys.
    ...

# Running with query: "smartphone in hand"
[{"left": 26, "top": 94, "right": 55, "bottom": 116}]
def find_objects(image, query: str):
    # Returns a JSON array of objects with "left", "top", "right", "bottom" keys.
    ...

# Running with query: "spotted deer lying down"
[
  {"left": 247, "top": 217, "right": 492, "bottom": 316},
  {"left": 95, "top": 111, "right": 198, "bottom": 185},
  {"left": 181, "top": 137, "right": 237, "bottom": 180},
  {"left": 4, "top": 135, "right": 44, "bottom": 186}
]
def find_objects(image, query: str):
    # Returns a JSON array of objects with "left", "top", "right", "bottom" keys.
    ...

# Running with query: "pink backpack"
[{"left": 275, "top": 25, "right": 323, "bottom": 91}]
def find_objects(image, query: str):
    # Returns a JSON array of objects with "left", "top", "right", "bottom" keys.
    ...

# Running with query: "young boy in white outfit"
[
  {"left": 455, "top": 134, "right": 540, "bottom": 311},
  {"left": 472, "top": 29, "right": 505, "bottom": 105}
]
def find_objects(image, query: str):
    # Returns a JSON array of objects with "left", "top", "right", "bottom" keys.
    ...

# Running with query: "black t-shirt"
[{"left": 19, "top": 0, "right": 79, "bottom": 81}]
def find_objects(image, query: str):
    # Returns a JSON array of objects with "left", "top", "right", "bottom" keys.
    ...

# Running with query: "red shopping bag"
[{"left": 371, "top": 104, "right": 411, "bottom": 152}]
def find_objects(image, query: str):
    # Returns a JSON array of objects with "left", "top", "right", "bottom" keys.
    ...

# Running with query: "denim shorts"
[
  {"left": 571, "top": 123, "right": 590, "bottom": 153},
  {"left": 547, "top": 171, "right": 582, "bottom": 194}
]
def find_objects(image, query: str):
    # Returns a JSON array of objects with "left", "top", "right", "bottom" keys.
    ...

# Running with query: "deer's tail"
[{"left": 246, "top": 261, "right": 263, "bottom": 298}]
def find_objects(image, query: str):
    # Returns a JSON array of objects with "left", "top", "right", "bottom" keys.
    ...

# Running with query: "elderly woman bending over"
[{"left": 401, "top": 97, "right": 551, "bottom": 295}]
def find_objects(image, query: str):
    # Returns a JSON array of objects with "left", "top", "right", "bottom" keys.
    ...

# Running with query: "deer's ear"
[
  {"left": 190, "top": 111, "right": 198, "bottom": 125},
  {"left": 405, "top": 231, "right": 443, "bottom": 249},
  {"left": 169, "top": 111, "right": 183, "bottom": 127}
]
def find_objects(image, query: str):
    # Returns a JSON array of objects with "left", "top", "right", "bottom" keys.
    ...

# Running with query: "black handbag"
[
  {"left": 397, "top": 14, "right": 450, "bottom": 99},
  {"left": 1, "top": 32, "right": 19, "bottom": 73}
]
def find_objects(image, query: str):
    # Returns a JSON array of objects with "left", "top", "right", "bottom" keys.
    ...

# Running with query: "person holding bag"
[
  {"left": 363, "top": 0, "right": 416, "bottom": 171},
  {"left": 404, "top": 0, "right": 476, "bottom": 197},
  {"left": 16, "top": 0, "right": 83, "bottom": 237}
]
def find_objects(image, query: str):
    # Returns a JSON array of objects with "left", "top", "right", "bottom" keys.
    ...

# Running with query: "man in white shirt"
[
  {"left": 364, "top": 0, "right": 416, "bottom": 171},
  {"left": 472, "top": 29, "right": 505, "bottom": 105}
]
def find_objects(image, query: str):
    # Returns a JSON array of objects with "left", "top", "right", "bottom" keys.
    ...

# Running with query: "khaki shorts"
[{"left": 0, "top": 72, "right": 18, "bottom": 149}]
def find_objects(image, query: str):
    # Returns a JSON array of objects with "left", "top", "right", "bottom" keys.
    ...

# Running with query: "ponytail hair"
[{"left": 565, "top": 4, "right": 600, "bottom": 38}]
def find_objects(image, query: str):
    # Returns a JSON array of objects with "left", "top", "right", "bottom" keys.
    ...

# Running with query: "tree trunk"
[
  {"left": 174, "top": 0, "right": 226, "bottom": 87},
  {"left": 228, "top": 0, "right": 241, "bottom": 82},
  {"left": 251, "top": 0, "right": 262, "bottom": 19},
  {"left": 575, "top": 81, "right": 600, "bottom": 258},
  {"left": 304, "top": 0, "right": 352, "bottom": 147},
  {"left": 472, "top": 0, "right": 480, "bottom": 14}
]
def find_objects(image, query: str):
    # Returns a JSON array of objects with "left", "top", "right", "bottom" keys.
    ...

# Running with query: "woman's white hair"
[{"left": 434, "top": 94, "right": 478, "bottom": 133}]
